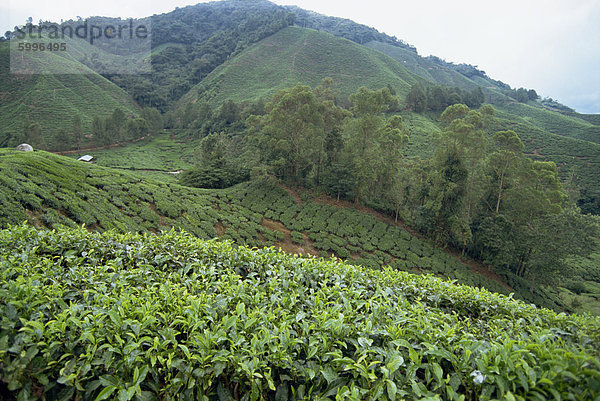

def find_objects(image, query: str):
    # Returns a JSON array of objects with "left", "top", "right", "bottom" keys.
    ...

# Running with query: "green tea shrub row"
[{"left": 2, "top": 225, "right": 599, "bottom": 400}]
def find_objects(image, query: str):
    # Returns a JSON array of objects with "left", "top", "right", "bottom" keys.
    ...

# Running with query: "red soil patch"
[
  {"left": 261, "top": 217, "right": 290, "bottom": 234},
  {"left": 149, "top": 202, "right": 166, "bottom": 226},
  {"left": 261, "top": 217, "right": 320, "bottom": 257},
  {"left": 25, "top": 210, "right": 43, "bottom": 228},
  {"left": 214, "top": 221, "right": 226, "bottom": 236},
  {"left": 350, "top": 251, "right": 361, "bottom": 260},
  {"left": 278, "top": 183, "right": 302, "bottom": 204}
]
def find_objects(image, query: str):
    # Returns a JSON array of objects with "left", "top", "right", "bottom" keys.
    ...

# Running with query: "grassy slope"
[
  {"left": 490, "top": 108, "right": 600, "bottom": 197},
  {"left": 180, "top": 26, "right": 420, "bottom": 107},
  {"left": 0, "top": 41, "right": 140, "bottom": 147},
  {"left": 1, "top": 225, "right": 599, "bottom": 400},
  {"left": 365, "top": 41, "right": 480, "bottom": 90},
  {"left": 2, "top": 149, "right": 570, "bottom": 309},
  {"left": 364, "top": 41, "right": 510, "bottom": 104},
  {"left": 497, "top": 102, "right": 600, "bottom": 144},
  {"left": 83, "top": 131, "right": 196, "bottom": 180},
  {"left": 365, "top": 40, "right": 600, "bottom": 140}
]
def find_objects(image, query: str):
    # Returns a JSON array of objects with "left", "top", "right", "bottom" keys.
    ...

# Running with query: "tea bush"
[{"left": 290, "top": 231, "right": 305, "bottom": 245}]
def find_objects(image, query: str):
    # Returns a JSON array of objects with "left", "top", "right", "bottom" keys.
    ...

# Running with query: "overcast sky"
[{"left": 3, "top": 0, "right": 599, "bottom": 113}]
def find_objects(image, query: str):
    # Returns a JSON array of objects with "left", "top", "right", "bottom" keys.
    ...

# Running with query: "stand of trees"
[
  {"left": 89, "top": 107, "right": 163, "bottom": 149},
  {"left": 406, "top": 83, "right": 485, "bottom": 112},
  {"left": 247, "top": 80, "right": 350, "bottom": 185},
  {"left": 179, "top": 132, "right": 249, "bottom": 189},
  {"left": 504, "top": 87, "right": 539, "bottom": 103},
  {"left": 237, "top": 82, "right": 599, "bottom": 294}
]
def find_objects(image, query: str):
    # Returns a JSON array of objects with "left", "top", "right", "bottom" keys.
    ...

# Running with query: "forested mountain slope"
[{"left": 109, "top": 0, "right": 295, "bottom": 110}]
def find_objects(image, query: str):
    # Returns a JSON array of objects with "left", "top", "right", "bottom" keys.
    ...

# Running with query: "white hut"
[{"left": 77, "top": 155, "right": 94, "bottom": 162}]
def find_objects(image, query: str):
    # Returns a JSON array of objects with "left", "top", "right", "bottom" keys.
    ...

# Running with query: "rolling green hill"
[
  {"left": 176, "top": 24, "right": 598, "bottom": 213},
  {"left": 0, "top": 41, "right": 140, "bottom": 149},
  {"left": 358, "top": 41, "right": 599, "bottom": 212},
  {"left": 180, "top": 26, "right": 421, "bottom": 107},
  {"left": 364, "top": 41, "right": 600, "bottom": 142}
]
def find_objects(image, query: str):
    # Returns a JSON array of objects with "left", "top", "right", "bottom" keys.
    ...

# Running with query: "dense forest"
[{"left": 109, "top": 1, "right": 295, "bottom": 111}]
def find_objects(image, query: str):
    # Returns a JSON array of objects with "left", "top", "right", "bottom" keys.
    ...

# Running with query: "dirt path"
[
  {"left": 214, "top": 221, "right": 226, "bottom": 236},
  {"left": 524, "top": 148, "right": 543, "bottom": 157},
  {"left": 288, "top": 39, "right": 308, "bottom": 80},
  {"left": 278, "top": 183, "right": 303, "bottom": 204}
]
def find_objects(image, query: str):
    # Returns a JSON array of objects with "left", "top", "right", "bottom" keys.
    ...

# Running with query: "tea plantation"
[
  {"left": 1, "top": 225, "right": 599, "bottom": 400},
  {"left": 2, "top": 149, "right": 565, "bottom": 309}
]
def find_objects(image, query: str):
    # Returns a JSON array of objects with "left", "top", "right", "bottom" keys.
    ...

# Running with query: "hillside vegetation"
[
  {"left": 496, "top": 102, "right": 600, "bottom": 144},
  {"left": 172, "top": 22, "right": 599, "bottom": 215},
  {"left": 1, "top": 1, "right": 600, "bottom": 396},
  {"left": 0, "top": 149, "right": 510, "bottom": 296},
  {"left": 364, "top": 41, "right": 504, "bottom": 95},
  {"left": 180, "top": 27, "right": 419, "bottom": 107},
  {"left": 0, "top": 42, "right": 140, "bottom": 149},
  {"left": 112, "top": 0, "right": 294, "bottom": 110},
  {"left": 3, "top": 0, "right": 597, "bottom": 215},
  {"left": 2, "top": 148, "right": 599, "bottom": 315},
  {"left": 1, "top": 225, "right": 599, "bottom": 400},
  {"left": 363, "top": 40, "right": 599, "bottom": 212}
]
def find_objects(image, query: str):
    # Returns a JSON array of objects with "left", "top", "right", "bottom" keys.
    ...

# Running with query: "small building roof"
[
  {"left": 16, "top": 143, "right": 33, "bottom": 152},
  {"left": 77, "top": 155, "right": 94, "bottom": 162}
]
